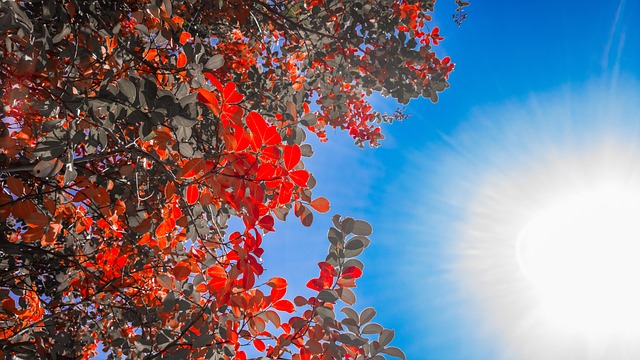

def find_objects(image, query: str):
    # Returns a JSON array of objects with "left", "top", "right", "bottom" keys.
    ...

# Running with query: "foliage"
[{"left": 0, "top": 0, "right": 455, "bottom": 358}]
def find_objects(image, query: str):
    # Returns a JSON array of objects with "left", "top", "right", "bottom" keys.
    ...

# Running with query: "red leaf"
[
  {"left": 253, "top": 339, "right": 266, "bottom": 352},
  {"left": 156, "top": 217, "right": 175, "bottom": 237},
  {"left": 247, "top": 112, "right": 281, "bottom": 150},
  {"left": 206, "top": 264, "right": 225, "bottom": 276},
  {"left": 270, "top": 287, "right": 286, "bottom": 303},
  {"left": 278, "top": 181, "right": 293, "bottom": 205},
  {"left": 318, "top": 261, "right": 337, "bottom": 277},
  {"left": 283, "top": 144, "right": 301, "bottom": 171},
  {"left": 177, "top": 52, "right": 187, "bottom": 68},
  {"left": 2, "top": 298, "right": 17, "bottom": 314},
  {"left": 272, "top": 299, "right": 295, "bottom": 313},
  {"left": 6, "top": 176, "right": 23, "bottom": 195},
  {"left": 247, "top": 111, "right": 267, "bottom": 147},
  {"left": 342, "top": 266, "right": 363, "bottom": 279},
  {"left": 179, "top": 31, "right": 191, "bottom": 44},
  {"left": 258, "top": 214, "right": 275, "bottom": 232},
  {"left": 267, "top": 277, "right": 288, "bottom": 290},
  {"left": 234, "top": 351, "right": 247, "bottom": 360},
  {"left": 138, "top": 233, "right": 151, "bottom": 246},
  {"left": 222, "top": 104, "right": 244, "bottom": 126},
  {"left": 263, "top": 126, "right": 281, "bottom": 146},
  {"left": 310, "top": 197, "right": 330, "bottom": 213},
  {"left": 173, "top": 261, "right": 191, "bottom": 281},
  {"left": 256, "top": 163, "right": 277, "bottom": 180},
  {"left": 222, "top": 82, "right": 244, "bottom": 104},
  {"left": 319, "top": 274, "right": 334, "bottom": 288},
  {"left": 182, "top": 157, "right": 205, "bottom": 178},
  {"left": 185, "top": 184, "right": 199, "bottom": 205},
  {"left": 260, "top": 145, "right": 281, "bottom": 163},
  {"left": 232, "top": 124, "right": 251, "bottom": 151},
  {"left": 289, "top": 170, "right": 309, "bottom": 187},
  {"left": 115, "top": 255, "right": 127, "bottom": 269},
  {"left": 306, "top": 278, "right": 325, "bottom": 292},
  {"left": 204, "top": 72, "right": 224, "bottom": 92},
  {"left": 300, "top": 347, "right": 311, "bottom": 360},
  {"left": 207, "top": 266, "right": 227, "bottom": 292},
  {"left": 197, "top": 88, "right": 220, "bottom": 116},
  {"left": 26, "top": 212, "right": 49, "bottom": 228}
]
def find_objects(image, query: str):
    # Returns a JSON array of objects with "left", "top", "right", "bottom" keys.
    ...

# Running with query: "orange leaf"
[
  {"left": 138, "top": 233, "right": 151, "bottom": 246},
  {"left": 310, "top": 197, "right": 330, "bottom": 213},
  {"left": 185, "top": 184, "right": 199, "bottom": 205},
  {"left": 206, "top": 265, "right": 226, "bottom": 278},
  {"left": 272, "top": 299, "right": 295, "bottom": 313},
  {"left": 145, "top": 48, "right": 158, "bottom": 61},
  {"left": 197, "top": 88, "right": 220, "bottom": 116},
  {"left": 267, "top": 277, "right": 288, "bottom": 290},
  {"left": 156, "top": 217, "right": 175, "bottom": 237},
  {"left": 207, "top": 265, "right": 227, "bottom": 292},
  {"left": 173, "top": 261, "right": 191, "bottom": 281}
]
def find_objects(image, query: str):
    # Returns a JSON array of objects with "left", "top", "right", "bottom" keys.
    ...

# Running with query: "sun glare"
[
  {"left": 516, "top": 184, "right": 640, "bottom": 333},
  {"left": 441, "top": 82, "right": 640, "bottom": 359}
]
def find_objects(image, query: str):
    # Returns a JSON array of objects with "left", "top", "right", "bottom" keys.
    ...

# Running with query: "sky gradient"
[{"left": 261, "top": 1, "right": 640, "bottom": 359}]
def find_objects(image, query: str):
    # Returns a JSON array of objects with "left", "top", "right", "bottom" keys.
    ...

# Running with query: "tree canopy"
[{"left": 0, "top": 0, "right": 460, "bottom": 358}]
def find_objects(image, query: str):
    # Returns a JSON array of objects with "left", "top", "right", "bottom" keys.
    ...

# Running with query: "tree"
[{"left": 0, "top": 0, "right": 457, "bottom": 358}]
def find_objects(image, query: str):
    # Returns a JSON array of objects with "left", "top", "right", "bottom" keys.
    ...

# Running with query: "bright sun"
[{"left": 516, "top": 184, "right": 640, "bottom": 333}]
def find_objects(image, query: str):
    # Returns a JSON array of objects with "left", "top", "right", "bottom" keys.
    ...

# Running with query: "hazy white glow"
[
  {"left": 517, "top": 186, "right": 640, "bottom": 333},
  {"left": 440, "top": 81, "right": 640, "bottom": 360}
]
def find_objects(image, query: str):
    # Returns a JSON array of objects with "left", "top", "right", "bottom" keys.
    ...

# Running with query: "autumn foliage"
[{"left": 0, "top": 0, "right": 456, "bottom": 358}]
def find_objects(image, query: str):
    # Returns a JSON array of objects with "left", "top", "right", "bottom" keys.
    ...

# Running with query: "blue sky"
[{"left": 262, "top": 1, "right": 640, "bottom": 359}]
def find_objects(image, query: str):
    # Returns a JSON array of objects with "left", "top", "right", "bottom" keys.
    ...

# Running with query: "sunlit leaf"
[
  {"left": 185, "top": 183, "right": 199, "bottom": 205},
  {"left": 173, "top": 262, "right": 191, "bottom": 281},
  {"left": 273, "top": 299, "right": 295, "bottom": 313}
]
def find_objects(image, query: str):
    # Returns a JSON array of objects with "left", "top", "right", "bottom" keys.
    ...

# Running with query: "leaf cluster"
[{"left": 0, "top": 0, "right": 457, "bottom": 358}]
